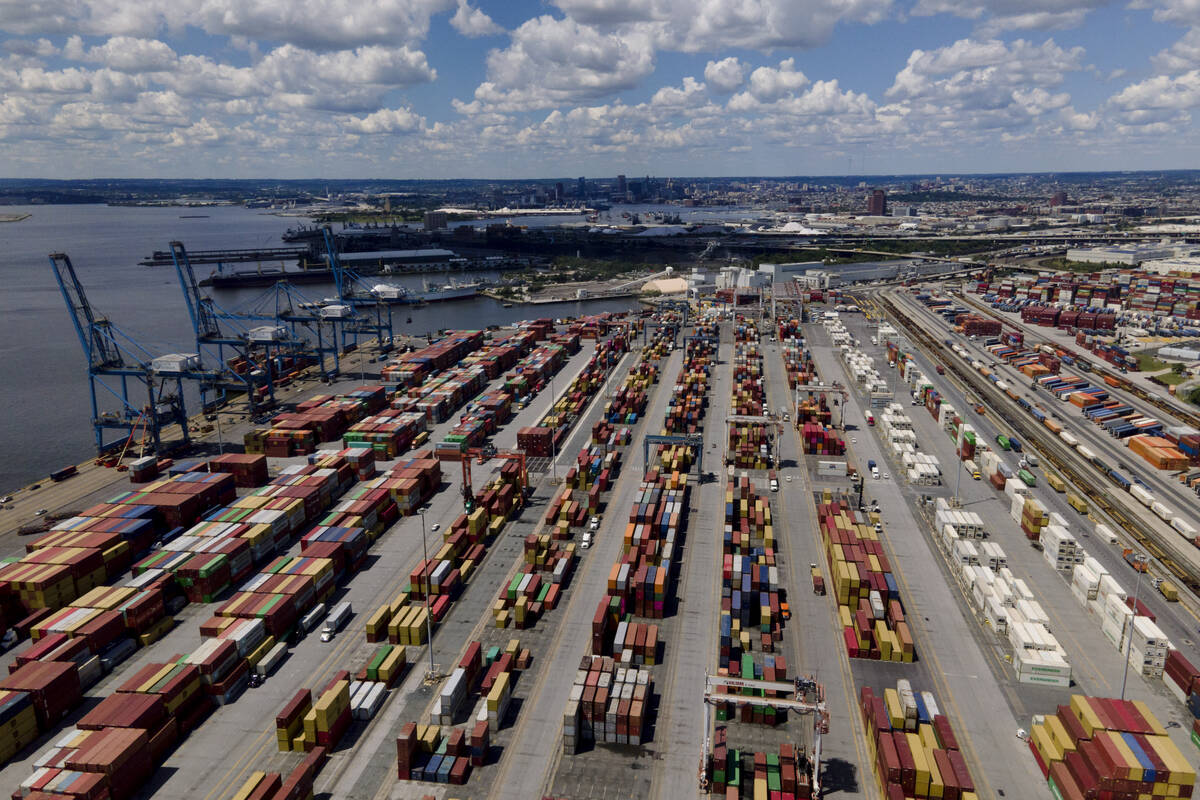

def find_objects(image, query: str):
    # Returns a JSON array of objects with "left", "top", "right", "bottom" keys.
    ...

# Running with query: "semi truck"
[{"left": 321, "top": 601, "right": 353, "bottom": 642}]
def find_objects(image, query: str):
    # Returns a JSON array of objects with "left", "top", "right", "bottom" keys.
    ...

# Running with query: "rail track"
[
  {"left": 957, "top": 293, "right": 1200, "bottom": 430},
  {"left": 873, "top": 290, "right": 1200, "bottom": 598}
]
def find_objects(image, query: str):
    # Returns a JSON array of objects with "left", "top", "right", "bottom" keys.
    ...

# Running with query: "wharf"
[{"left": 2, "top": 303, "right": 1197, "bottom": 800}]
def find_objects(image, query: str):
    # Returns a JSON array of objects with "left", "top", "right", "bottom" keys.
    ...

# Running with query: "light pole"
[
  {"left": 418, "top": 506, "right": 438, "bottom": 680},
  {"left": 1120, "top": 554, "right": 1147, "bottom": 701}
]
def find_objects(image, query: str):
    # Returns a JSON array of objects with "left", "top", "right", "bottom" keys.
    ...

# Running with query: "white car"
[
  {"left": 882, "top": 473, "right": 890, "bottom": 480},
  {"left": 851, "top": 437, "right": 857, "bottom": 443}
]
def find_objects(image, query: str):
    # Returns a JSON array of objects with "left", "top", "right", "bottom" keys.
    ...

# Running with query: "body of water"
[{"left": 0, "top": 205, "right": 639, "bottom": 492}]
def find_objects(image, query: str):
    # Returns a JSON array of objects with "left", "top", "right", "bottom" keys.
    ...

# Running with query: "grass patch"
[
  {"left": 1155, "top": 370, "right": 1188, "bottom": 386},
  {"left": 1136, "top": 353, "right": 1170, "bottom": 372}
]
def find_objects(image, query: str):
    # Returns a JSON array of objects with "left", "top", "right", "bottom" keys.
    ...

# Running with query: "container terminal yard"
[{"left": 0, "top": 264, "right": 1198, "bottom": 800}]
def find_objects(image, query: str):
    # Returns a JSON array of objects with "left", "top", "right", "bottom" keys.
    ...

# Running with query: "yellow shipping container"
[
  {"left": 884, "top": 689, "right": 904, "bottom": 730},
  {"left": 408, "top": 608, "right": 429, "bottom": 644},
  {"left": 1069, "top": 695, "right": 1103, "bottom": 737},
  {"left": 1143, "top": 734, "right": 1196, "bottom": 785},
  {"left": 919, "top": 723, "right": 938, "bottom": 752},
  {"left": 231, "top": 773, "right": 271, "bottom": 800},
  {"left": 365, "top": 604, "right": 392, "bottom": 638},
  {"left": 907, "top": 732, "right": 931, "bottom": 795},
  {"left": 1131, "top": 700, "right": 1169, "bottom": 736},
  {"left": 925, "top": 744, "right": 945, "bottom": 798},
  {"left": 875, "top": 621, "right": 892, "bottom": 661},
  {"left": 1104, "top": 731, "right": 1143, "bottom": 781},
  {"left": 379, "top": 646, "right": 407, "bottom": 684},
  {"left": 247, "top": 635, "right": 277, "bottom": 667},
  {"left": 1043, "top": 714, "right": 1076, "bottom": 754},
  {"left": 487, "top": 672, "right": 510, "bottom": 710},
  {"left": 1030, "top": 723, "right": 1062, "bottom": 765}
]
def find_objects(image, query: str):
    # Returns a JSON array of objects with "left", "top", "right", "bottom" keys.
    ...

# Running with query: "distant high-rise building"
[
  {"left": 867, "top": 189, "right": 887, "bottom": 216},
  {"left": 424, "top": 210, "right": 447, "bottom": 231},
  {"left": 577, "top": 176, "right": 586, "bottom": 198},
  {"left": 555, "top": 182, "right": 564, "bottom": 203},
  {"left": 617, "top": 174, "right": 627, "bottom": 197},
  {"left": 1050, "top": 191, "right": 1068, "bottom": 207}
]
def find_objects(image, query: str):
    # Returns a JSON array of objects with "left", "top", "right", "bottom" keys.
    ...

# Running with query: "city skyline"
[{"left": 0, "top": 0, "right": 1198, "bottom": 178}]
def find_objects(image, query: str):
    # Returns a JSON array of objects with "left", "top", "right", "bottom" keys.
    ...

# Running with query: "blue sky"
[{"left": 0, "top": 0, "right": 1197, "bottom": 178}]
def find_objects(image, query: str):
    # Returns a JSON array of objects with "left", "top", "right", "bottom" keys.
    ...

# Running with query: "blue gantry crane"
[
  {"left": 321, "top": 226, "right": 394, "bottom": 347},
  {"left": 49, "top": 252, "right": 213, "bottom": 456},
  {"left": 170, "top": 240, "right": 318, "bottom": 415}
]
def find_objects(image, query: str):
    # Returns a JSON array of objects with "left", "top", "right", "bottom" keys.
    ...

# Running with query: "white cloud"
[
  {"left": 650, "top": 76, "right": 707, "bottom": 107},
  {"left": 550, "top": 0, "right": 658, "bottom": 25},
  {"left": 456, "top": 15, "right": 655, "bottom": 112},
  {"left": 66, "top": 35, "right": 179, "bottom": 72},
  {"left": 2, "top": 38, "right": 58, "bottom": 57},
  {"left": 887, "top": 38, "right": 1084, "bottom": 100},
  {"left": 450, "top": 1, "right": 504, "bottom": 36},
  {"left": 550, "top": 0, "right": 889, "bottom": 51},
  {"left": 704, "top": 57, "right": 745, "bottom": 93},
  {"left": 975, "top": 9, "right": 1090, "bottom": 34},
  {"left": 743, "top": 58, "right": 810, "bottom": 103},
  {"left": 911, "top": 0, "right": 1107, "bottom": 32},
  {"left": 1153, "top": 28, "right": 1200, "bottom": 72},
  {"left": 1110, "top": 70, "right": 1200, "bottom": 111},
  {"left": 0, "top": 0, "right": 455, "bottom": 50},
  {"left": 345, "top": 106, "right": 425, "bottom": 133},
  {"left": 879, "top": 38, "right": 1088, "bottom": 145},
  {"left": 1133, "top": 0, "right": 1200, "bottom": 26}
]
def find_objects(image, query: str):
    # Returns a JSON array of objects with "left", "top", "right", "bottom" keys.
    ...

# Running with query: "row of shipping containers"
[
  {"left": 1026, "top": 694, "right": 1195, "bottom": 800},
  {"left": 861, "top": 682, "right": 978, "bottom": 799}
]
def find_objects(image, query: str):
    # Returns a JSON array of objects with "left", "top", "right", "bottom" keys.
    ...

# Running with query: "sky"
[{"left": 0, "top": 0, "right": 1197, "bottom": 179}]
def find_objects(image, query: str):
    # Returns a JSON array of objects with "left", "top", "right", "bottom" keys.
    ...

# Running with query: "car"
[
  {"left": 0, "top": 495, "right": 12, "bottom": 504},
  {"left": 882, "top": 473, "right": 889, "bottom": 480},
  {"left": 248, "top": 673, "right": 264, "bottom": 688},
  {"left": 588, "top": 516, "right": 600, "bottom": 531},
  {"left": 35, "top": 508, "right": 47, "bottom": 516},
  {"left": 851, "top": 437, "right": 857, "bottom": 443}
]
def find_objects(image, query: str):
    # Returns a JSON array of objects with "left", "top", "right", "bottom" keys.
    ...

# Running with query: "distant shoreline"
[{"left": 0, "top": 213, "right": 30, "bottom": 223}]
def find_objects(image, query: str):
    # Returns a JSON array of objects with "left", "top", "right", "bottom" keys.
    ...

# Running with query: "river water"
[{"left": 0, "top": 205, "right": 640, "bottom": 492}]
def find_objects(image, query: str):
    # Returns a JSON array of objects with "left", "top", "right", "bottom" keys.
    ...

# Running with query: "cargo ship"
[{"left": 350, "top": 280, "right": 480, "bottom": 305}]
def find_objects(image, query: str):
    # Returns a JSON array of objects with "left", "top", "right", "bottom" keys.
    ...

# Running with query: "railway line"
[
  {"left": 957, "top": 291, "right": 1200, "bottom": 430},
  {"left": 872, "top": 289, "right": 1200, "bottom": 599}
]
